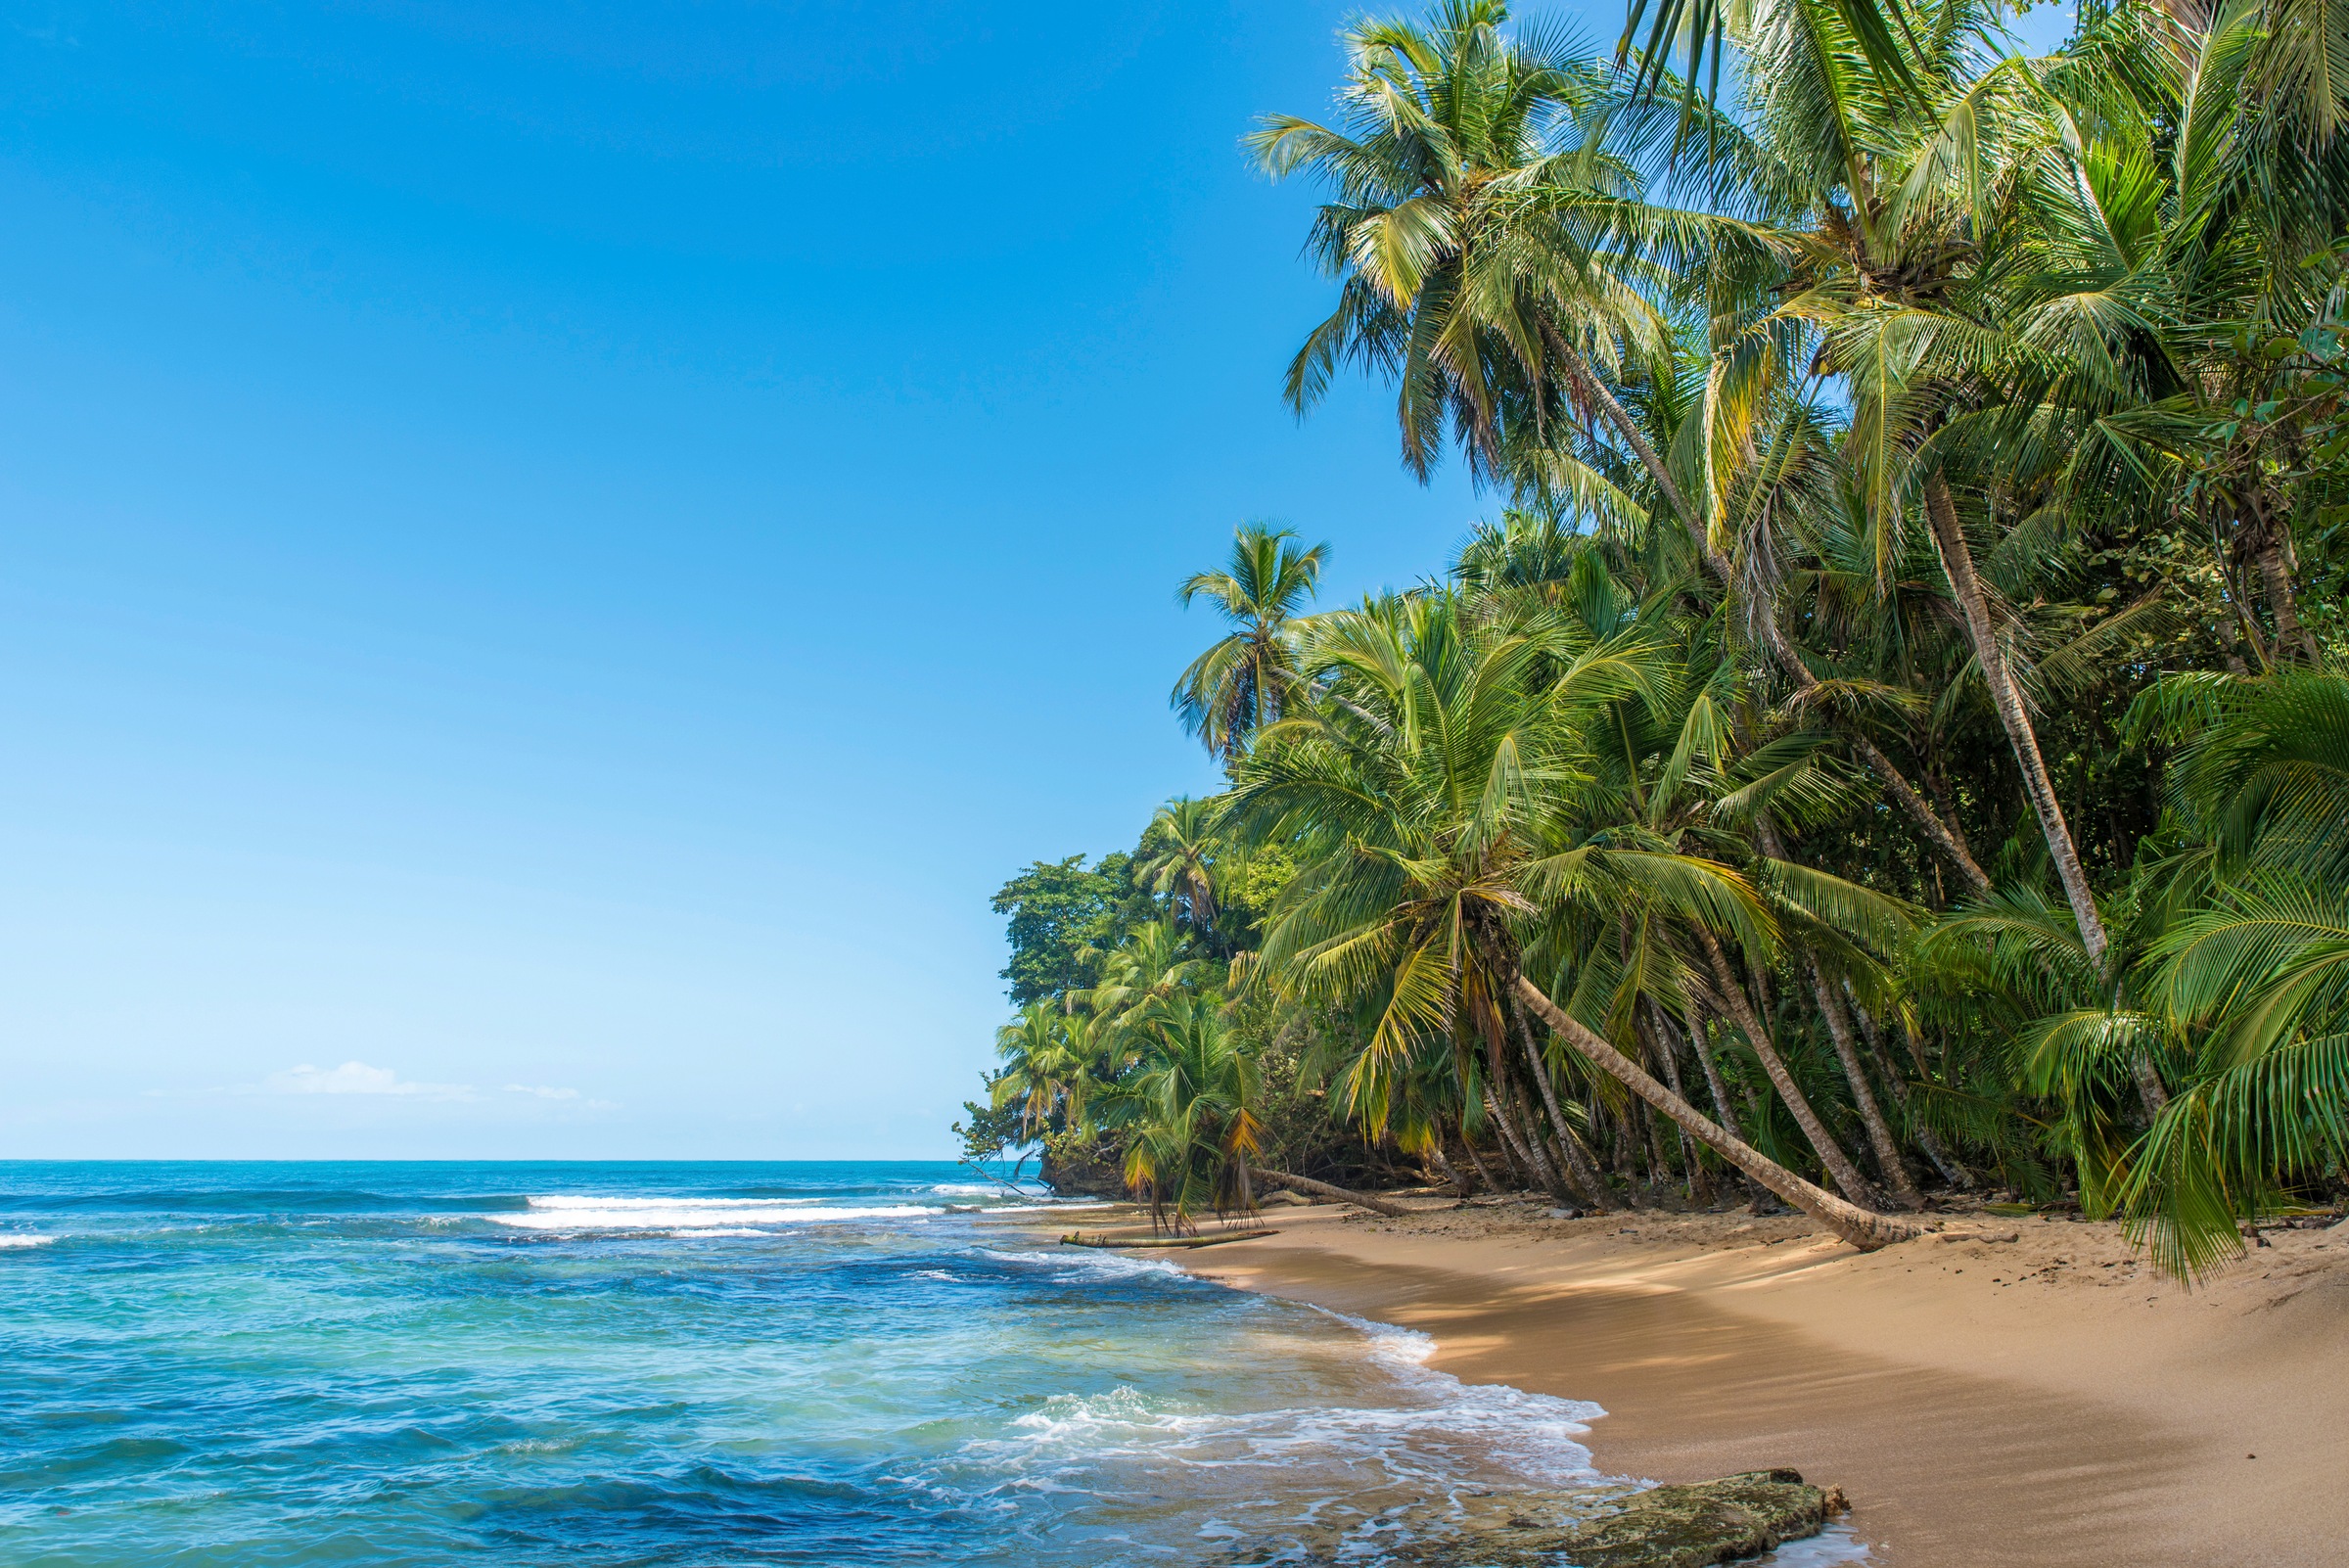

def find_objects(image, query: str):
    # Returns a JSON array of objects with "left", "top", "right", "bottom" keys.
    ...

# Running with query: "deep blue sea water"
[{"left": 0, "top": 1163, "right": 1865, "bottom": 1566}]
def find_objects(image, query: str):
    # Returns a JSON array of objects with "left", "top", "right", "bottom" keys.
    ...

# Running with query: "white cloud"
[
  {"left": 502, "top": 1084, "right": 581, "bottom": 1100},
  {"left": 267, "top": 1061, "right": 477, "bottom": 1100}
]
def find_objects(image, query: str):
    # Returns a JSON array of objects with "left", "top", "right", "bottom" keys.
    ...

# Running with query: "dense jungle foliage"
[{"left": 956, "top": 0, "right": 2349, "bottom": 1277}]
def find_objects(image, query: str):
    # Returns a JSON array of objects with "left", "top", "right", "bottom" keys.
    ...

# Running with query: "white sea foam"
[
  {"left": 964, "top": 1366, "right": 1607, "bottom": 1527},
  {"left": 0, "top": 1235, "right": 57, "bottom": 1249},
  {"left": 494, "top": 1199, "right": 941, "bottom": 1232},
  {"left": 664, "top": 1227, "right": 772, "bottom": 1238},
  {"left": 937, "top": 1267, "right": 1633, "bottom": 1567},
  {"left": 963, "top": 1294, "right": 1873, "bottom": 1564},
  {"left": 1754, "top": 1523, "right": 1875, "bottom": 1564},
  {"left": 975, "top": 1245, "right": 1189, "bottom": 1282},
  {"left": 525, "top": 1195, "right": 824, "bottom": 1211}
]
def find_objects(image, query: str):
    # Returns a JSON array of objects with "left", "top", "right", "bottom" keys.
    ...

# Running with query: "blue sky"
[
  {"left": 0, "top": 0, "right": 1502, "bottom": 1158},
  {"left": 0, "top": 2, "right": 2070, "bottom": 1159}
]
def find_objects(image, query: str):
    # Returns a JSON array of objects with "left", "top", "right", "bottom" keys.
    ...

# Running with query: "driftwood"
[
  {"left": 1249, "top": 1169, "right": 1410, "bottom": 1219},
  {"left": 1060, "top": 1228, "right": 1275, "bottom": 1250}
]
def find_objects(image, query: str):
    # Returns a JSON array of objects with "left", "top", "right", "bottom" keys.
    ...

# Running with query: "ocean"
[{"left": 0, "top": 1162, "right": 1865, "bottom": 1565}]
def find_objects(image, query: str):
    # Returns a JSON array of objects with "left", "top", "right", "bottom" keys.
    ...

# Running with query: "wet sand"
[{"left": 1168, "top": 1201, "right": 2349, "bottom": 1565}]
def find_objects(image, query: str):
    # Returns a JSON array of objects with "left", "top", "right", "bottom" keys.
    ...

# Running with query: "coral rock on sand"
[{"left": 1385, "top": 1470, "right": 1841, "bottom": 1568}]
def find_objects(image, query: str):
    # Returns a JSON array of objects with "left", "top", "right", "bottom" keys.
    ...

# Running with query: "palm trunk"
[
  {"left": 1851, "top": 736, "right": 1993, "bottom": 894},
  {"left": 1809, "top": 960, "right": 1923, "bottom": 1209},
  {"left": 1693, "top": 926, "right": 1881, "bottom": 1207},
  {"left": 1574, "top": 359, "right": 1698, "bottom": 532},
  {"left": 1852, "top": 992, "right": 1974, "bottom": 1190},
  {"left": 1643, "top": 1001, "right": 1706, "bottom": 1200},
  {"left": 1515, "top": 1004, "right": 1617, "bottom": 1210},
  {"left": 1511, "top": 976, "right": 1916, "bottom": 1250},
  {"left": 1457, "top": 1130, "right": 1498, "bottom": 1193},
  {"left": 2252, "top": 526, "right": 2320, "bottom": 666},
  {"left": 1481, "top": 1086, "right": 1534, "bottom": 1189},
  {"left": 1922, "top": 474, "right": 2169, "bottom": 1116},
  {"left": 1639, "top": 1095, "right": 1672, "bottom": 1199},
  {"left": 1558, "top": 1121, "right": 1615, "bottom": 1208},
  {"left": 1685, "top": 995, "right": 1772, "bottom": 1208},
  {"left": 1493, "top": 1080, "right": 1570, "bottom": 1201},
  {"left": 1250, "top": 1167, "right": 1408, "bottom": 1218},
  {"left": 1922, "top": 475, "right": 2105, "bottom": 952},
  {"left": 1426, "top": 1140, "right": 1471, "bottom": 1199},
  {"left": 1684, "top": 992, "right": 1755, "bottom": 1123},
  {"left": 1749, "top": 815, "right": 1922, "bottom": 1211}
]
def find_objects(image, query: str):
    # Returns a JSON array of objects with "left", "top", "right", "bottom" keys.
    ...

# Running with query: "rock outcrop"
[
  {"left": 1401, "top": 1470, "right": 1842, "bottom": 1568},
  {"left": 1225, "top": 1469, "right": 1844, "bottom": 1567}
]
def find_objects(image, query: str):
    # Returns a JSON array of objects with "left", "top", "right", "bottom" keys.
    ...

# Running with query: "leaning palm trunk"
[
  {"left": 1642, "top": 1001, "right": 1709, "bottom": 1202},
  {"left": 1510, "top": 976, "right": 1916, "bottom": 1251},
  {"left": 1456, "top": 1131, "right": 1499, "bottom": 1193},
  {"left": 1497, "top": 1080, "right": 1581, "bottom": 1202},
  {"left": 1514, "top": 1007, "right": 1618, "bottom": 1210},
  {"left": 1249, "top": 1167, "right": 1409, "bottom": 1218},
  {"left": 1808, "top": 959, "right": 1923, "bottom": 1210},
  {"left": 1852, "top": 993, "right": 1974, "bottom": 1190},
  {"left": 1682, "top": 995, "right": 1771, "bottom": 1208},
  {"left": 1751, "top": 816, "right": 1923, "bottom": 1211},
  {"left": 1481, "top": 1085, "right": 1536, "bottom": 1188},
  {"left": 1922, "top": 476, "right": 2106, "bottom": 955},
  {"left": 1425, "top": 1140, "right": 1472, "bottom": 1199},
  {"left": 1920, "top": 474, "right": 2167, "bottom": 1117},
  {"left": 1693, "top": 927, "right": 1881, "bottom": 1207}
]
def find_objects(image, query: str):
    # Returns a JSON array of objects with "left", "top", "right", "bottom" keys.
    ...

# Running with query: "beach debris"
[{"left": 1058, "top": 1228, "right": 1274, "bottom": 1250}]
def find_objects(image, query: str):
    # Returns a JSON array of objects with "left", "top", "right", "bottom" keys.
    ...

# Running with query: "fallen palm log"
[
  {"left": 1248, "top": 1168, "right": 1410, "bottom": 1219},
  {"left": 1059, "top": 1228, "right": 1275, "bottom": 1250}
]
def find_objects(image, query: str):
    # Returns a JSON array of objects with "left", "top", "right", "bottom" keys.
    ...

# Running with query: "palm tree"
[
  {"left": 2113, "top": 667, "right": 2349, "bottom": 1270},
  {"left": 2001, "top": 1, "right": 2349, "bottom": 674},
  {"left": 1258, "top": 0, "right": 1997, "bottom": 897},
  {"left": 1101, "top": 994, "right": 1267, "bottom": 1231},
  {"left": 1069, "top": 918, "right": 1213, "bottom": 1044},
  {"left": 1601, "top": 0, "right": 2170, "bottom": 1115},
  {"left": 992, "top": 1003, "right": 1109, "bottom": 1139},
  {"left": 1134, "top": 798, "right": 1224, "bottom": 932},
  {"left": 1171, "top": 525, "right": 1328, "bottom": 761},
  {"left": 1224, "top": 588, "right": 1918, "bottom": 1248}
]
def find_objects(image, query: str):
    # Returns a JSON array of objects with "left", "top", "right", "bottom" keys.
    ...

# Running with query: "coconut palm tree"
[
  {"left": 1101, "top": 994, "right": 1267, "bottom": 1230},
  {"left": 1224, "top": 587, "right": 1918, "bottom": 1247},
  {"left": 1171, "top": 525, "right": 1329, "bottom": 762},
  {"left": 1258, "top": 2, "right": 1998, "bottom": 895},
  {"left": 992, "top": 1003, "right": 1110, "bottom": 1138},
  {"left": 1597, "top": 0, "right": 2187, "bottom": 1137},
  {"left": 1249, "top": 0, "right": 1676, "bottom": 487},
  {"left": 1134, "top": 797, "right": 1225, "bottom": 933}
]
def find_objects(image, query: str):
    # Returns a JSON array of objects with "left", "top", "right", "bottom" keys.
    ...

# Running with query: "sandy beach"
[{"left": 1152, "top": 1199, "right": 2349, "bottom": 1566}]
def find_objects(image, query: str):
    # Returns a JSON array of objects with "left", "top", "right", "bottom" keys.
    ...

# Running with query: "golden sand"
[{"left": 1164, "top": 1199, "right": 2349, "bottom": 1566}]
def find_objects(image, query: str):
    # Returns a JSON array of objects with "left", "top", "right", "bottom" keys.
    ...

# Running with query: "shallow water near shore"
[{"left": 0, "top": 1162, "right": 1867, "bottom": 1565}]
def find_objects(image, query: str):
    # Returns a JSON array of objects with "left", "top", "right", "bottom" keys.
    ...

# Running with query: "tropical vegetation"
[{"left": 958, "top": 0, "right": 2349, "bottom": 1278}]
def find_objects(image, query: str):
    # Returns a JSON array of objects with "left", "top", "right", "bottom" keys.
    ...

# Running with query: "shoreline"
[{"left": 1116, "top": 1200, "right": 2349, "bottom": 1566}]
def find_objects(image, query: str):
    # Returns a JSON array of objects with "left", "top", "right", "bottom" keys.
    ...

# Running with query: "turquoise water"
[{"left": 0, "top": 1161, "right": 1632, "bottom": 1566}]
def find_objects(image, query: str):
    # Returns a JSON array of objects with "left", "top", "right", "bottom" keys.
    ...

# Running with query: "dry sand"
[{"left": 1153, "top": 1198, "right": 2349, "bottom": 1565}]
